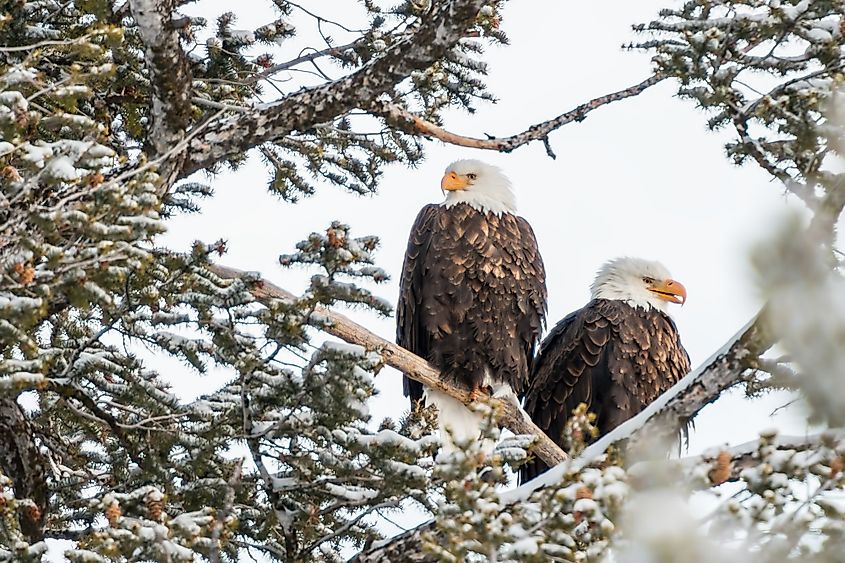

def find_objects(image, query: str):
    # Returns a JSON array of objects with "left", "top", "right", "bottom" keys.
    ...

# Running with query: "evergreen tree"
[{"left": 0, "top": 1, "right": 844, "bottom": 561}]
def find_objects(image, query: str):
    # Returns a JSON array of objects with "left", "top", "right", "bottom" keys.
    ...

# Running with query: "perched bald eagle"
[
  {"left": 397, "top": 159, "right": 546, "bottom": 451},
  {"left": 520, "top": 257, "right": 690, "bottom": 481}
]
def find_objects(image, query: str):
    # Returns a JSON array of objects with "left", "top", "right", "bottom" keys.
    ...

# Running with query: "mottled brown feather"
[
  {"left": 396, "top": 204, "right": 547, "bottom": 405},
  {"left": 520, "top": 299, "right": 690, "bottom": 482}
]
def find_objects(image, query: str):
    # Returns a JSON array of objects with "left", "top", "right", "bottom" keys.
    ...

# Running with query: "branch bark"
[
  {"left": 128, "top": 0, "right": 192, "bottom": 185},
  {"left": 179, "top": 0, "right": 487, "bottom": 178},
  {"left": 349, "top": 520, "right": 436, "bottom": 563},
  {"left": 363, "top": 311, "right": 780, "bottom": 556},
  {"left": 206, "top": 264, "right": 567, "bottom": 467},
  {"left": 374, "top": 74, "right": 667, "bottom": 157},
  {"left": 0, "top": 398, "right": 49, "bottom": 541}
]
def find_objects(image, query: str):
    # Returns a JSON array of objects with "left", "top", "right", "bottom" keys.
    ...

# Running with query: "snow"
[
  {"left": 44, "top": 155, "right": 79, "bottom": 180},
  {"left": 229, "top": 29, "right": 255, "bottom": 43}
]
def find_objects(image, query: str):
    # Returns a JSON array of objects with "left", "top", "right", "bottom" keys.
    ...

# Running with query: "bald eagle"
[
  {"left": 397, "top": 159, "right": 547, "bottom": 451},
  {"left": 520, "top": 257, "right": 690, "bottom": 481}
]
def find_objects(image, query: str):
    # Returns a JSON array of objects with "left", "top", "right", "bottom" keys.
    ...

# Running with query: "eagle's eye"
[
  {"left": 642, "top": 277, "right": 654, "bottom": 284},
  {"left": 466, "top": 173, "right": 477, "bottom": 180}
]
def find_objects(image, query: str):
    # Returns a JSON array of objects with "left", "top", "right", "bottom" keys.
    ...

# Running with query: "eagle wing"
[
  {"left": 520, "top": 299, "right": 690, "bottom": 482},
  {"left": 396, "top": 204, "right": 547, "bottom": 406},
  {"left": 396, "top": 204, "right": 439, "bottom": 405}
]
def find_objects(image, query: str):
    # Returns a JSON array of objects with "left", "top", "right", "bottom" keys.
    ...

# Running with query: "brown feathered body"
[
  {"left": 397, "top": 203, "right": 547, "bottom": 405},
  {"left": 520, "top": 298, "right": 690, "bottom": 482}
]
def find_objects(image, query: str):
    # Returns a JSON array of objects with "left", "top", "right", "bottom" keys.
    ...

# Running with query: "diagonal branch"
[
  {"left": 206, "top": 263, "right": 567, "bottom": 467},
  {"left": 128, "top": 0, "right": 192, "bottom": 184},
  {"left": 374, "top": 74, "right": 667, "bottom": 157},
  {"left": 180, "top": 0, "right": 487, "bottom": 178}
]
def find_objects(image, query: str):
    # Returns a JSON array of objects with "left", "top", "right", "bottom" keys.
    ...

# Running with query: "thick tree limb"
[
  {"left": 0, "top": 398, "right": 49, "bottom": 541},
  {"left": 206, "top": 264, "right": 567, "bottom": 467},
  {"left": 180, "top": 0, "right": 487, "bottom": 178},
  {"left": 128, "top": 0, "right": 192, "bottom": 184},
  {"left": 375, "top": 74, "right": 667, "bottom": 156}
]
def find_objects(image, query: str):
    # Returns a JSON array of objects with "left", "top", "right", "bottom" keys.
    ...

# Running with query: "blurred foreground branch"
[{"left": 206, "top": 264, "right": 568, "bottom": 467}]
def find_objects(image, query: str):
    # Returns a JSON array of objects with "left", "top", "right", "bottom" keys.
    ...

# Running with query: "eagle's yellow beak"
[
  {"left": 441, "top": 171, "right": 470, "bottom": 191},
  {"left": 648, "top": 278, "right": 687, "bottom": 305}
]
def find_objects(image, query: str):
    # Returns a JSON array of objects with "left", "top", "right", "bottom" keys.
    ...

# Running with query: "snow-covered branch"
[
  {"left": 128, "top": 0, "right": 192, "bottom": 183},
  {"left": 206, "top": 263, "right": 568, "bottom": 467},
  {"left": 629, "top": 432, "right": 841, "bottom": 488},
  {"left": 375, "top": 74, "right": 666, "bottom": 157},
  {"left": 179, "top": 0, "right": 488, "bottom": 178}
]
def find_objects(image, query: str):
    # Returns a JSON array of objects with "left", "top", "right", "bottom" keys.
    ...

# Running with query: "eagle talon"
[{"left": 468, "top": 386, "right": 491, "bottom": 402}]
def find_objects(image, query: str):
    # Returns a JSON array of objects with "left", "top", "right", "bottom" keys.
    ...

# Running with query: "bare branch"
[
  {"left": 206, "top": 264, "right": 567, "bottom": 467},
  {"left": 128, "top": 0, "right": 192, "bottom": 182},
  {"left": 374, "top": 74, "right": 667, "bottom": 155},
  {"left": 179, "top": 0, "right": 487, "bottom": 178}
]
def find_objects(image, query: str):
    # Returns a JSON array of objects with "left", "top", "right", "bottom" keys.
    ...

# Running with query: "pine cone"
[
  {"left": 105, "top": 501, "right": 121, "bottom": 527},
  {"left": 145, "top": 491, "right": 164, "bottom": 521},
  {"left": 709, "top": 450, "right": 732, "bottom": 485}
]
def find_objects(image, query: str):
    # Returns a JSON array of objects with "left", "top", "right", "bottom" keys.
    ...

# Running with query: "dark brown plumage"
[
  {"left": 520, "top": 298, "right": 690, "bottom": 482},
  {"left": 397, "top": 202, "right": 547, "bottom": 405}
]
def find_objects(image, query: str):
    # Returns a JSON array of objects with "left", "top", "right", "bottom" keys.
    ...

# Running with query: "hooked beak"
[
  {"left": 441, "top": 171, "right": 470, "bottom": 191},
  {"left": 648, "top": 278, "right": 687, "bottom": 305}
]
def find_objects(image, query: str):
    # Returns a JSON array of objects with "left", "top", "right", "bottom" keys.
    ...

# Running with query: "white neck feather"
[{"left": 443, "top": 189, "right": 517, "bottom": 215}]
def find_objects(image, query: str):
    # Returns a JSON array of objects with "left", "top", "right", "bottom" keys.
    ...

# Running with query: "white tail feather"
[{"left": 424, "top": 387, "right": 495, "bottom": 454}]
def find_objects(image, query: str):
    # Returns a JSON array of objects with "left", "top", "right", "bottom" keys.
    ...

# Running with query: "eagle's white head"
[
  {"left": 590, "top": 257, "right": 687, "bottom": 313},
  {"left": 440, "top": 159, "right": 517, "bottom": 215}
]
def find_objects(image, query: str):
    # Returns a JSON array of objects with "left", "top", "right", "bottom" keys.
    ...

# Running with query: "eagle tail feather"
[{"left": 424, "top": 388, "right": 494, "bottom": 454}]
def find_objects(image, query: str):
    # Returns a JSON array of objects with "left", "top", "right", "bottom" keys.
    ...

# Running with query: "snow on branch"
[
  {"left": 375, "top": 74, "right": 666, "bottom": 158},
  {"left": 128, "top": 0, "right": 192, "bottom": 181},
  {"left": 206, "top": 263, "right": 568, "bottom": 467},
  {"left": 180, "top": 0, "right": 488, "bottom": 178}
]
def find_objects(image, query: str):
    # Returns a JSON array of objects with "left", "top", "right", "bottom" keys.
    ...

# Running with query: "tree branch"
[
  {"left": 374, "top": 74, "right": 667, "bottom": 157},
  {"left": 206, "top": 264, "right": 567, "bottom": 467},
  {"left": 179, "top": 0, "right": 487, "bottom": 178},
  {"left": 362, "top": 311, "right": 780, "bottom": 556},
  {"left": 0, "top": 398, "right": 49, "bottom": 541},
  {"left": 128, "top": 0, "right": 192, "bottom": 184}
]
